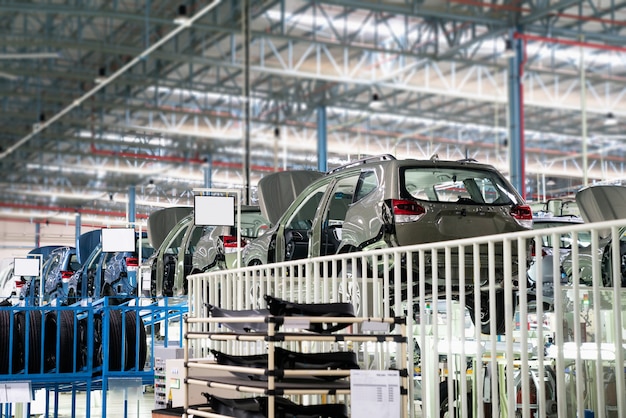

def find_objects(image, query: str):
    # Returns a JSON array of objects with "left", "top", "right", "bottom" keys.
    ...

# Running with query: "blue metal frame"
[{"left": 0, "top": 297, "right": 187, "bottom": 418}]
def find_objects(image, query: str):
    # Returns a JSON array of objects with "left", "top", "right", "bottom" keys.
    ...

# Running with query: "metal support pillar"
[
  {"left": 242, "top": 0, "right": 251, "bottom": 205},
  {"left": 34, "top": 222, "right": 41, "bottom": 248},
  {"left": 317, "top": 105, "right": 328, "bottom": 172},
  {"left": 204, "top": 159, "right": 213, "bottom": 188},
  {"left": 75, "top": 212, "right": 81, "bottom": 249},
  {"left": 128, "top": 185, "right": 136, "bottom": 224},
  {"left": 508, "top": 31, "right": 525, "bottom": 198}
]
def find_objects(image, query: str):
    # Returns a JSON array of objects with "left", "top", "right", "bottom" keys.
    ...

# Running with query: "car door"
[
  {"left": 271, "top": 180, "right": 332, "bottom": 262},
  {"left": 311, "top": 172, "right": 362, "bottom": 257}
]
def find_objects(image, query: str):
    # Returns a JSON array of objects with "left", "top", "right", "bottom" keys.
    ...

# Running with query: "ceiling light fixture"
[
  {"left": 604, "top": 112, "right": 618, "bottom": 126},
  {"left": 94, "top": 67, "right": 107, "bottom": 84},
  {"left": 369, "top": 93, "right": 384, "bottom": 110},
  {"left": 174, "top": 4, "right": 191, "bottom": 26}
]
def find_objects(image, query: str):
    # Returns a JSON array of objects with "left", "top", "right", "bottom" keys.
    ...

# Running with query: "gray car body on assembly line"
[
  {"left": 143, "top": 205, "right": 271, "bottom": 297},
  {"left": 243, "top": 154, "right": 534, "bottom": 334}
]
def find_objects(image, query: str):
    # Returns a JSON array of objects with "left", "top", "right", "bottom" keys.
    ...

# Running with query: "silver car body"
[
  {"left": 144, "top": 206, "right": 270, "bottom": 297},
  {"left": 244, "top": 155, "right": 533, "bottom": 288},
  {"left": 561, "top": 184, "right": 626, "bottom": 287}
]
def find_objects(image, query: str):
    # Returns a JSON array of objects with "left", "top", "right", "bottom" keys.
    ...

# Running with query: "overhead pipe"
[
  {"left": 0, "top": 216, "right": 116, "bottom": 231},
  {"left": 88, "top": 143, "right": 281, "bottom": 172},
  {"left": 514, "top": 32, "right": 626, "bottom": 53},
  {"left": 450, "top": 0, "right": 626, "bottom": 28},
  {"left": 0, "top": 201, "right": 149, "bottom": 220}
]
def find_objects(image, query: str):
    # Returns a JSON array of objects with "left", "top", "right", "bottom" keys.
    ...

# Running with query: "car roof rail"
[{"left": 327, "top": 154, "right": 396, "bottom": 174}]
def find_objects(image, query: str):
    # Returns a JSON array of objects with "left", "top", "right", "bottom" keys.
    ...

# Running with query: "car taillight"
[
  {"left": 511, "top": 204, "right": 533, "bottom": 229},
  {"left": 391, "top": 199, "right": 426, "bottom": 223},
  {"left": 530, "top": 246, "right": 548, "bottom": 258},
  {"left": 61, "top": 271, "right": 73, "bottom": 282},
  {"left": 126, "top": 257, "right": 139, "bottom": 270},
  {"left": 223, "top": 235, "right": 246, "bottom": 253},
  {"left": 14, "top": 280, "right": 24, "bottom": 289}
]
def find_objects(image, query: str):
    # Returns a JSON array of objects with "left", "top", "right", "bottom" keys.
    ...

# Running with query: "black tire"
[
  {"left": 15, "top": 310, "right": 43, "bottom": 373},
  {"left": 76, "top": 317, "right": 89, "bottom": 372},
  {"left": 123, "top": 311, "right": 147, "bottom": 371},
  {"left": 439, "top": 380, "right": 473, "bottom": 418},
  {"left": 44, "top": 310, "right": 82, "bottom": 372},
  {"left": 467, "top": 290, "right": 512, "bottom": 335},
  {"left": 601, "top": 239, "right": 626, "bottom": 287},
  {"left": 103, "top": 310, "right": 124, "bottom": 371},
  {"left": 92, "top": 314, "right": 103, "bottom": 370},
  {"left": 0, "top": 310, "right": 20, "bottom": 374}
]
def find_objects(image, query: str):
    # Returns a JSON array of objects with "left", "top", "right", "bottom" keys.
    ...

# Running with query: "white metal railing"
[{"left": 187, "top": 218, "right": 626, "bottom": 418}]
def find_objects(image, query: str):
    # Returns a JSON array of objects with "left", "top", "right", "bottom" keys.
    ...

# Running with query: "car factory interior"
[{"left": 0, "top": 1, "right": 625, "bottom": 417}]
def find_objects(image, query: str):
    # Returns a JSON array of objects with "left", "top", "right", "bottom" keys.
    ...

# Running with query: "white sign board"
[
  {"left": 0, "top": 381, "right": 33, "bottom": 403},
  {"left": 13, "top": 258, "right": 41, "bottom": 277},
  {"left": 350, "top": 369, "right": 401, "bottom": 418},
  {"left": 102, "top": 228, "right": 135, "bottom": 252},
  {"left": 194, "top": 195, "right": 235, "bottom": 226}
]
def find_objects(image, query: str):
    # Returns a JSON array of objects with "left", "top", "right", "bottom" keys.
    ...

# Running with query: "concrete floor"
[
  {"left": 6, "top": 386, "right": 423, "bottom": 417},
  {"left": 6, "top": 386, "right": 156, "bottom": 418}
]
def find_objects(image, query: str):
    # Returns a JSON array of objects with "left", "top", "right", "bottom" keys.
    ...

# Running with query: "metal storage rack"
[{"left": 182, "top": 313, "right": 409, "bottom": 418}]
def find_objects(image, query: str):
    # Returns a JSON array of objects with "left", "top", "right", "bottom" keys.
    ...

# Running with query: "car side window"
[
  {"left": 327, "top": 174, "right": 360, "bottom": 223},
  {"left": 354, "top": 170, "right": 378, "bottom": 202},
  {"left": 286, "top": 184, "right": 328, "bottom": 230},
  {"left": 165, "top": 224, "right": 188, "bottom": 255}
]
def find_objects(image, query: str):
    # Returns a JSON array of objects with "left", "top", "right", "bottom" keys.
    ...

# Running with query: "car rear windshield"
[{"left": 401, "top": 167, "right": 520, "bottom": 205}]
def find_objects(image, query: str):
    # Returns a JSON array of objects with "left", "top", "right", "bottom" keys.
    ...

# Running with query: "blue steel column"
[
  {"left": 128, "top": 186, "right": 136, "bottom": 224},
  {"left": 204, "top": 158, "right": 213, "bottom": 187},
  {"left": 317, "top": 105, "right": 328, "bottom": 172},
  {"left": 34, "top": 222, "right": 41, "bottom": 248},
  {"left": 507, "top": 32, "right": 525, "bottom": 198},
  {"left": 75, "top": 212, "right": 81, "bottom": 249}
]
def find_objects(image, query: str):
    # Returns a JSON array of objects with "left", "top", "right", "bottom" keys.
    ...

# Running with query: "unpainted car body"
[
  {"left": 527, "top": 212, "right": 586, "bottom": 309},
  {"left": 0, "top": 263, "right": 17, "bottom": 302},
  {"left": 18, "top": 245, "right": 64, "bottom": 305},
  {"left": 144, "top": 205, "right": 270, "bottom": 297},
  {"left": 562, "top": 184, "right": 626, "bottom": 287},
  {"left": 67, "top": 229, "right": 154, "bottom": 304},
  {"left": 243, "top": 155, "right": 534, "bottom": 334}
]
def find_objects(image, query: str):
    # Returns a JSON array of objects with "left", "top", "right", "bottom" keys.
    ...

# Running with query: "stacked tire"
[
  {"left": 0, "top": 308, "right": 147, "bottom": 374},
  {"left": 0, "top": 310, "right": 20, "bottom": 374},
  {"left": 94, "top": 310, "right": 147, "bottom": 372}
]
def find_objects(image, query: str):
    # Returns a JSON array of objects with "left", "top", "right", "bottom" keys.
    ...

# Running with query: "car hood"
[
  {"left": 147, "top": 206, "right": 194, "bottom": 249},
  {"left": 576, "top": 185, "right": 626, "bottom": 224},
  {"left": 77, "top": 229, "right": 102, "bottom": 264},
  {"left": 28, "top": 245, "right": 64, "bottom": 260},
  {"left": 257, "top": 170, "right": 325, "bottom": 225}
]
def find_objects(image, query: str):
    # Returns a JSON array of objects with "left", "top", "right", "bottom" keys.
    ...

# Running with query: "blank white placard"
[
  {"left": 194, "top": 195, "right": 235, "bottom": 226},
  {"left": 14, "top": 257, "right": 41, "bottom": 277},
  {"left": 102, "top": 228, "right": 135, "bottom": 252}
]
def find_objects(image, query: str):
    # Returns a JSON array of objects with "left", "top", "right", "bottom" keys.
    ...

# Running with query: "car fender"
[
  {"left": 339, "top": 197, "right": 386, "bottom": 251},
  {"left": 242, "top": 228, "right": 275, "bottom": 265}
]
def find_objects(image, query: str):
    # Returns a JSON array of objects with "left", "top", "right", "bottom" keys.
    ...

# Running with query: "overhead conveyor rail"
[
  {"left": 0, "top": 297, "right": 188, "bottom": 418},
  {"left": 188, "top": 218, "right": 626, "bottom": 418}
]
